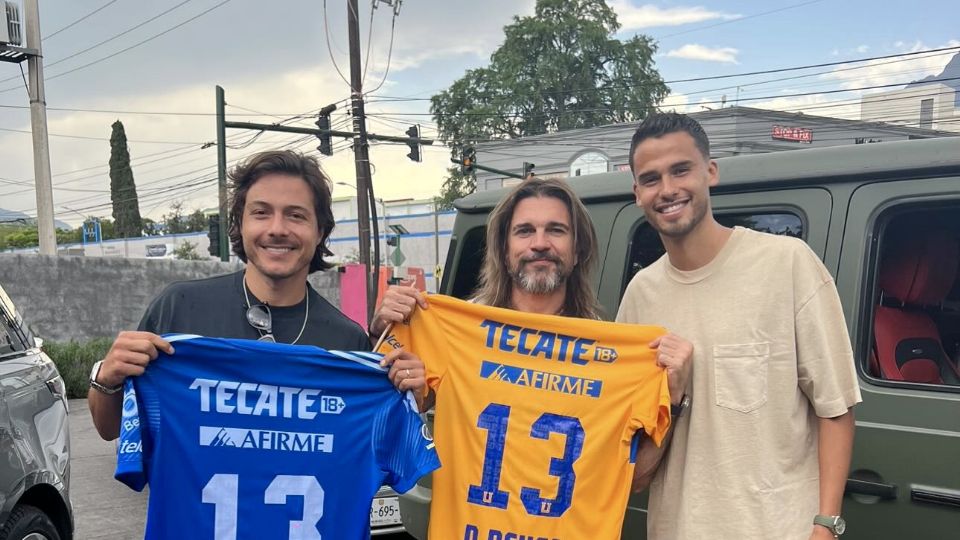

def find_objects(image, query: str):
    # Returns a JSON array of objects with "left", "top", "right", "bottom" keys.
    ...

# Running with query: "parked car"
[
  {"left": 370, "top": 486, "right": 403, "bottom": 536},
  {"left": 0, "top": 283, "right": 73, "bottom": 540},
  {"left": 401, "top": 137, "right": 960, "bottom": 539}
]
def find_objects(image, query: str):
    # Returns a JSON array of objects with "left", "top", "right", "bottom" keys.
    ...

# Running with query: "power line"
[
  {"left": 0, "top": 0, "right": 197, "bottom": 87},
  {"left": 0, "top": 125, "right": 206, "bottom": 144},
  {"left": 0, "top": 0, "right": 235, "bottom": 95},
  {"left": 322, "top": 0, "right": 352, "bottom": 86},
  {"left": 363, "top": 1, "right": 400, "bottom": 96},
  {"left": 365, "top": 46, "right": 960, "bottom": 103},
  {"left": 654, "top": 0, "right": 827, "bottom": 41},
  {"left": 43, "top": 0, "right": 119, "bottom": 41}
]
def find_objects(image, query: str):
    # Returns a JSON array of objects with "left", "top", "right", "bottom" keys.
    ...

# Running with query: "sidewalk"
[{"left": 69, "top": 398, "right": 147, "bottom": 539}]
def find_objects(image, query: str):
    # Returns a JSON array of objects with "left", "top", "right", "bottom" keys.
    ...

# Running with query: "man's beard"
[{"left": 511, "top": 255, "right": 568, "bottom": 295}]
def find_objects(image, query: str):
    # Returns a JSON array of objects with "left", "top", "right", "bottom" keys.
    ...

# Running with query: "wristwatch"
[
  {"left": 89, "top": 360, "right": 123, "bottom": 395},
  {"left": 813, "top": 515, "right": 846, "bottom": 537},
  {"left": 670, "top": 394, "right": 691, "bottom": 419}
]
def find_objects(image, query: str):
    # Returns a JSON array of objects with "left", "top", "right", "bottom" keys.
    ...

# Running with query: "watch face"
[{"left": 835, "top": 518, "right": 846, "bottom": 535}]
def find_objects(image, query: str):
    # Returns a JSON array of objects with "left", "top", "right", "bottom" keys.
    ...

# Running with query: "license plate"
[{"left": 370, "top": 496, "right": 401, "bottom": 527}]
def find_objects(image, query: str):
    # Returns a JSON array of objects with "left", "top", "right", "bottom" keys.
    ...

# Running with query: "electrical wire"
[
  {"left": 42, "top": 0, "right": 119, "bottom": 41},
  {"left": 322, "top": 0, "right": 352, "bottom": 86}
]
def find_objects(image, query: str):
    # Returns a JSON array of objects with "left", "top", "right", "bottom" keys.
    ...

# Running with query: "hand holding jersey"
[
  {"left": 116, "top": 335, "right": 439, "bottom": 539},
  {"left": 378, "top": 294, "right": 671, "bottom": 540}
]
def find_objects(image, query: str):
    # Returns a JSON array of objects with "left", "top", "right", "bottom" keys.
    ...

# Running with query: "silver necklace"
[{"left": 243, "top": 276, "right": 309, "bottom": 345}]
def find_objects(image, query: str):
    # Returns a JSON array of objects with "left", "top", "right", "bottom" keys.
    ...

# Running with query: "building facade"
[{"left": 474, "top": 105, "right": 956, "bottom": 191}]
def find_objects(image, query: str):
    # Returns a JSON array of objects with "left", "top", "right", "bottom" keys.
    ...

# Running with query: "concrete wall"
[{"left": 0, "top": 254, "right": 342, "bottom": 343}]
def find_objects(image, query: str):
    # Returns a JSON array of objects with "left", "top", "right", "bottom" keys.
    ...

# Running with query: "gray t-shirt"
[
  {"left": 617, "top": 227, "right": 861, "bottom": 540},
  {"left": 138, "top": 270, "right": 371, "bottom": 351}
]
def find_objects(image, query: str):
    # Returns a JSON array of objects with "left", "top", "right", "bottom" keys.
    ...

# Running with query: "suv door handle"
[
  {"left": 911, "top": 485, "right": 960, "bottom": 509},
  {"left": 846, "top": 478, "right": 898, "bottom": 500}
]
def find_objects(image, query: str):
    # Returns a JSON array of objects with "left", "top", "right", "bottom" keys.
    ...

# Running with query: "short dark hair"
[
  {"left": 629, "top": 112, "right": 711, "bottom": 174},
  {"left": 227, "top": 150, "right": 335, "bottom": 272}
]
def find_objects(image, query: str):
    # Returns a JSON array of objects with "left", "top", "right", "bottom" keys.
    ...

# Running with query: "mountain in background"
[
  {"left": 0, "top": 208, "right": 73, "bottom": 230},
  {"left": 906, "top": 51, "right": 960, "bottom": 105}
]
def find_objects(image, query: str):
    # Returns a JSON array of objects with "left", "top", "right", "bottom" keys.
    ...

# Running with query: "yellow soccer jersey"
[{"left": 379, "top": 295, "right": 670, "bottom": 540}]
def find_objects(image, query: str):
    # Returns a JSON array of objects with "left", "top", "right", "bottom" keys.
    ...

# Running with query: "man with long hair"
[{"left": 371, "top": 177, "right": 691, "bottom": 413}]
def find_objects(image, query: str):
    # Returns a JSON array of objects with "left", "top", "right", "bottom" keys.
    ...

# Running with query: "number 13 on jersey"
[{"left": 467, "top": 403, "right": 585, "bottom": 517}]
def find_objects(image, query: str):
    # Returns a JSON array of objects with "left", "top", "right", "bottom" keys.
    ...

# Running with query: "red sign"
[{"left": 772, "top": 125, "right": 813, "bottom": 143}]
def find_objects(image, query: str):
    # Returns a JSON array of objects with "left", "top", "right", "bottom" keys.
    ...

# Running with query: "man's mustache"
[{"left": 520, "top": 254, "right": 562, "bottom": 265}]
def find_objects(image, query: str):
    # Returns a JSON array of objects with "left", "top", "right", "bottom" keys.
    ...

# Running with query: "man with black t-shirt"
[{"left": 88, "top": 150, "right": 412, "bottom": 440}]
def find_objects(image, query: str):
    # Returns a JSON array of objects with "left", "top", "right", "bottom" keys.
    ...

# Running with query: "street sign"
[{"left": 390, "top": 248, "right": 406, "bottom": 267}]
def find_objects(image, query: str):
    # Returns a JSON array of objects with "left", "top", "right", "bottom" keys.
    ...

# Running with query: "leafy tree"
[
  {"left": 173, "top": 241, "right": 202, "bottom": 260},
  {"left": 187, "top": 209, "right": 207, "bottom": 233},
  {"left": 109, "top": 120, "right": 143, "bottom": 238},
  {"left": 433, "top": 168, "right": 476, "bottom": 210},
  {"left": 431, "top": 0, "right": 668, "bottom": 203},
  {"left": 141, "top": 218, "right": 162, "bottom": 236},
  {"left": 162, "top": 201, "right": 187, "bottom": 235}
]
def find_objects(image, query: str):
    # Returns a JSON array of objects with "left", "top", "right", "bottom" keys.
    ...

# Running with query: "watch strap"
[{"left": 89, "top": 361, "right": 123, "bottom": 395}]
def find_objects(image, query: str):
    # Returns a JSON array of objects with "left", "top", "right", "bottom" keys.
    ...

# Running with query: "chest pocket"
[{"left": 713, "top": 342, "right": 770, "bottom": 413}]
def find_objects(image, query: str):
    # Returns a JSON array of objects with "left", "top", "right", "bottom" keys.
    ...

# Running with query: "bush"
[{"left": 43, "top": 338, "right": 113, "bottom": 399}]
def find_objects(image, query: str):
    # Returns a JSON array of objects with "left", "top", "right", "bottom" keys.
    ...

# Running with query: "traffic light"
[
  {"left": 405, "top": 125, "right": 421, "bottom": 162},
  {"left": 207, "top": 214, "right": 220, "bottom": 257},
  {"left": 316, "top": 114, "right": 333, "bottom": 156},
  {"left": 316, "top": 104, "right": 336, "bottom": 156},
  {"left": 461, "top": 146, "right": 476, "bottom": 175},
  {"left": 523, "top": 162, "right": 535, "bottom": 178}
]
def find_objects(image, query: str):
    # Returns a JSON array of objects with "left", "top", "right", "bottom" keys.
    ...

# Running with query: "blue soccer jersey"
[{"left": 115, "top": 334, "right": 439, "bottom": 540}]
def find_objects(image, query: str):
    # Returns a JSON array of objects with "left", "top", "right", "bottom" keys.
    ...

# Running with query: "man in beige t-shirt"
[{"left": 619, "top": 112, "right": 862, "bottom": 540}]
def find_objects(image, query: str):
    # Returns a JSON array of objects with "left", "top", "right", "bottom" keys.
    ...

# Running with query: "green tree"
[
  {"left": 433, "top": 168, "right": 476, "bottom": 210},
  {"left": 173, "top": 240, "right": 202, "bottom": 260},
  {"left": 109, "top": 120, "right": 143, "bottom": 238},
  {"left": 186, "top": 209, "right": 207, "bottom": 233},
  {"left": 162, "top": 201, "right": 187, "bottom": 234},
  {"left": 431, "top": 0, "right": 668, "bottom": 202},
  {"left": 141, "top": 218, "right": 161, "bottom": 236}
]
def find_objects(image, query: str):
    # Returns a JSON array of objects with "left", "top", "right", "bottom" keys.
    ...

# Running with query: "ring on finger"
[{"left": 404, "top": 368, "right": 411, "bottom": 379}]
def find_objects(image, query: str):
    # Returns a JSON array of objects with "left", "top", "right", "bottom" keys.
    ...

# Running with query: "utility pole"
[
  {"left": 215, "top": 85, "right": 229, "bottom": 262},
  {"left": 347, "top": 0, "right": 376, "bottom": 322},
  {"left": 24, "top": 0, "right": 56, "bottom": 255}
]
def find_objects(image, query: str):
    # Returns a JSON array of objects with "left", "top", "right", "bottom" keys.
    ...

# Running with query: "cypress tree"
[{"left": 109, "top": 120, "right": 143, "bottom": 238}]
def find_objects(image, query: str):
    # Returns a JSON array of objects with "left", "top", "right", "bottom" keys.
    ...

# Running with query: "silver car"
[{"left": 0, "top": 283, "right": 72, "bottom": 540}]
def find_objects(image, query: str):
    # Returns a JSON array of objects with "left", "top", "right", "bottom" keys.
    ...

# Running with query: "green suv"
[{"left": 400, "top": 136, "right": 960, "bottom": 539}]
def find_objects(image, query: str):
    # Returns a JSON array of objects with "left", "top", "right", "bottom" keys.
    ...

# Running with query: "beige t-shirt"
[{"left": 617, "top": 227, "right": 862, "bottom": 540}]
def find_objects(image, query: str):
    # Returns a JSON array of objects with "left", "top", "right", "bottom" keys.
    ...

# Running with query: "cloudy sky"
[{"left": 0, "top": 0, "right": 957, "bottom": 226}]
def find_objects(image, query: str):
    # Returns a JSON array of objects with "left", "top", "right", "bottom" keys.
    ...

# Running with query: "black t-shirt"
[{"left": 137, "top": 270, "right": 371, "bottom": 351}]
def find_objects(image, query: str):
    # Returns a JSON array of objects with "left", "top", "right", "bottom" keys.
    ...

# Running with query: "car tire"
[{"left": 0, "top": 504, "right": 61, "bottom": 540}]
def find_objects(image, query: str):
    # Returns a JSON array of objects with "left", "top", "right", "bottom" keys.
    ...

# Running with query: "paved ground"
[{"left": 68, "top": 398, "right": 413, "bottom": 539}]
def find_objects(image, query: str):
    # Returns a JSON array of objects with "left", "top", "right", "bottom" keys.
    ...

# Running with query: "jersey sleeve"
[
  {"left": 373, "top": 391, "right": 441, "bottom": 493},
  {"left": 626, "top": 333, "right": 672, "bottom": 448},
  {"left": 114, "top": 379, "right": 148, "bottom": 491},
  {"left": 630, "top": 365, "right": 672, "bottom": 447}
]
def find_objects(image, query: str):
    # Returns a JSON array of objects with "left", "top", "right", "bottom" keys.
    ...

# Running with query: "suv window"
[
  {"left": 0, "top": 313, "right": 26, "bottom": 357},
  {"left": 867, "top": 206, "right": 960, "bottom": 390},
  {"left": 624, "top": 212, "right": 804, "bottom": 287},
  {"left": 447, "top": 226, "right": 487, "bottom": 300}
]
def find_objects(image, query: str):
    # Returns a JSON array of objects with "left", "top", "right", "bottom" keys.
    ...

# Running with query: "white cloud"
[
  {"left": 735, "top": 40, "right": 960, "bottom": 121},
  {"left": 856, "top": 45, "right": 869, "bottom": 53},
  {"left": 0, "top": 66, "right": 450, "bottom": 223},
  {"left": 659, "top": 91, "right": 693, "bottom": 113},
  {"left": 665, "top": 44, "right": 739, "bottom": 64},
  {"left": 610, "top": 2, "right": 740, "bottom": 31},
  {"left": 821, "top": 40, "right": 960, "bottom": 93}
]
